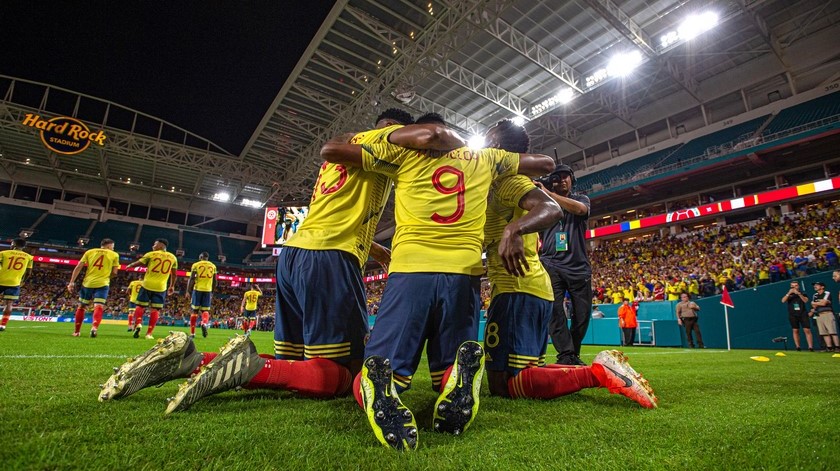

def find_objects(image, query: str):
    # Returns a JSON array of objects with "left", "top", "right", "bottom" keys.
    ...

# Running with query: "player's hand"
[
  {"left": 534, "top": 181, "right": 546, "bottom": 191},
  {"left": 66, "top": 283, "right": 75, "bottom": 294},
  {"left": 168, "top": 287, "right": 175, "bottom": 296},
  {"left": 499, "top": 226, "right": 528, "bottom": 277}
]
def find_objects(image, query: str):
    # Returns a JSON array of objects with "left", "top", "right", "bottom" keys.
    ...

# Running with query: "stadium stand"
[
  {"left": 652, "top": 116, "right": 769, "bottom": 169},
  {"left": 29, "top": 214, "right": 92, "bottom": 245},
  {"left": 0, "top": 203, "right": 44, "bottom": 238},
  {"left": 88, "top": 220, "right": 138, "bottom": 249},
  {"left": 576, "top": 146, "right": 678, "bottom": 191},
  {"left": 762, "top": 91, "right": 840, "bottom": 136},
  {"left": 220, "top": 237, "right": 257, "bottom": 264},
  {"left": 182, "top": 230, "right": 218, "bottom": 260},
  {"left": 137, "top": 225, "right": 180, "bottom": 250}
]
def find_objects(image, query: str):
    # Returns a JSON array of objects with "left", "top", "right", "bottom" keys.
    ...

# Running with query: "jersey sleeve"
[
  {"left": 110, "top": 251, "right": 120, "bottom": 270},
  {"left": 360, "top": 142, "right": 405, "bottom": 179},
  {"left": 139, "top": 252, "right": 152, "bottom": 265},
  {"left": 484, "top": 148, "right": 520, "bottom": 181},
  {"left": 25, "top": 253, "right": 33, "bottom": 269},
  {"left": 493, "top": 175, "right": 536, "bottom": 208},
  {"left": 80, "top": 251, "right": 91, "bottom": 266}
]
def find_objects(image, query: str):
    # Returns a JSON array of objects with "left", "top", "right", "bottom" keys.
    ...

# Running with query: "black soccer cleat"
[
  {"left": 201, "top": 323, "right": 208, "bottom": 338},
  {"left": 433, "top": 341, "right": 485, "bottom": 436},
  {"left": 359, "top": 356, "right": 418, "bottom": 451},
  {"left": 133, "top": 325, "right": 141, "bottom": 339}
]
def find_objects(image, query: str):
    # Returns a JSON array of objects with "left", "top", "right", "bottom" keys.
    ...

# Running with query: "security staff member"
[{"left": 536, "top": 164, "right": 591, "bottom": 365}]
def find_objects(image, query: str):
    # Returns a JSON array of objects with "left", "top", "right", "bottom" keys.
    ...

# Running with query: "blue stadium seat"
[
  {"left": 221, "top": 237, "right": 258, "bottom": 264},
  {"left": 763, "top": 91, "right": 840, "bottom": 136},
  {"left": 654, "top": 116, "right": 767, "bottom": 169},
  {"left": 0, "top": 204, "right": 45, "bottom": 238},
  {"left": 182, "top": 231, "right": 218, "bottom": 261},
  {"left": 30, "top": 214, "right": 91, "bottom": 245},
  {"left": 88, "top": 220, "right": 138, "bottom": 250},
  {"left": 137, "top": 225, "right": 180, "bottom": 252},
  {"left": 577, "top": 146, "right": 677, "bottom": 192}
]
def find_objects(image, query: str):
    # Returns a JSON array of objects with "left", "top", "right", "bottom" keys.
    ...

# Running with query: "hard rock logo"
[{"left": 21, "top": 113, "right": 107, "bottom": 155}]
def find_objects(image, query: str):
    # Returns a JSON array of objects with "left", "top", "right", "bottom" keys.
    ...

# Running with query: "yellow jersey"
[
  {"left": 0, "top": 249, "right": 33, "bottom": 287},
  {"left": 190, "top": 260, "right": 216, "bottom": 292},
  {"left": 244, "top": 290, "right": 261, "bottom": 311},
  {"left": 128, "top": 280, "right": 143, "bottom": 304},
  {"left": 484, "top": 175, "right": 553, "bottom": 302},
  {"left": 285, "top": 125, "right": 401, "bottom": 267},
  {"left": 361, "top": 144, "right": 519, "bottom": 275},
  {"left": 79, "top": 247, "right": 120, "bottom": 288},
  {"left": 138, "top": 250, "right": 178, "bottom": 292}
]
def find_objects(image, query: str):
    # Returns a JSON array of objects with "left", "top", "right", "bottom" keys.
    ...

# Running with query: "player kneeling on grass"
[
  {"left": 67, "top": 238, "right": 120, "bottom": 338},
  {"left": 0, "top": 238, "right": 33, "bottom": 332},
  {"left": 480, "top": 122, "right": 657, "bottom": 408}
]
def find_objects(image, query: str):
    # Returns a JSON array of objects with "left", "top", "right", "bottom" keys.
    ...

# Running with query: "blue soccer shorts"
[
  {"left": 243, "top": 309, "right": 256, "bottom": 318},
  {"left": 191, "top": 291, "right": 212, "bottom": 311},
  {"left": 0, "top": 285, "right": 21, "bottom": 301},
  {"left": 484, "top": 292, "right": 551, "bottom": 375},
  {"left": 274, "top": 247, "right": 368, "bottom": 366},
  {"left": 79, "top": 286, "right": 110, "bottom": 305},
  {"left": 136, "top": 287, "right": 166, "bottom": 309},
  {"left": 364, "top": 273, "right": 481, "bottom": 392}
]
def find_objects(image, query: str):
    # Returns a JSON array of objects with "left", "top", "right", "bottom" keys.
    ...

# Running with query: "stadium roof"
[{"left": 1, "top": 0, "right": 838, "bottom": 209}]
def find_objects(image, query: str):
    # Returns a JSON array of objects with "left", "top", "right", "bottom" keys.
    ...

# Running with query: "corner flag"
[{"left": 720, "top": 286, "right": 735, "bottom": 308}]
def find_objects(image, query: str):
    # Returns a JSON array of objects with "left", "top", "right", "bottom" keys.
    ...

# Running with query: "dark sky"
[{"left": 0, "top": 1, "right": 333, "bottom": 154}]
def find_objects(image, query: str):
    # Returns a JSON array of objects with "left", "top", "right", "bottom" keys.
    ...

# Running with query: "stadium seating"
[
  {"left": 0, "top": 203, "right": 45, "bottom": 238},
  {"left": 137, "top": 225, "right": 180, "bottom": 251},
  {"left": 763, "top": 91, "right": 840, "bottom": 136},
  {"left": 29, "top": 214, "right": 92, "bottom": 245},
  {"left": 220, "top": 237, "right": 258, "bottom": 264},
  {"left": 182, "top": 231, "right": 218, "bottom": 260},
  {"left": 576, "top": 146, "right": 678, "bottom": 191},
  {"left": 652, "top": 116, "right": 768, "bottom": 169},
  {"left": 88, "top": 220, "right": 138, "bottom": 249}
]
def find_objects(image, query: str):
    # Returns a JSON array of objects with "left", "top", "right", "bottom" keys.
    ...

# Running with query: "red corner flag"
[{"left": 720, "top": 286, "right": 735, "bottom": 308}]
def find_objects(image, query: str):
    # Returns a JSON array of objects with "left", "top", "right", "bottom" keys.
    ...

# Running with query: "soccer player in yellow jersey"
[
  {"left": 481, "top": 122, "right": 657, "bottom": 409},
  {"left": 321, "top": 117, "right": 555, "bottom": 450},
  {"left": 67, "top": 238, "right": 120, "bottom": 338},
  {"left": 125, "top": 238, "right": 177, "bottom": 339},
  {"left": 185, "top": 252, "right": 216, "bottom": 338},
  {"left": 0, "top": 238, "right": 33, "bottom": 332},
  {"left": 240, "top": 284, "right": 261, "bottom": 334},
  {"left": 126, "top": 276, "right": 143, "bottom": 331},
  {"left": 135, "top": 110, "right": 469, "bottom": 416}
]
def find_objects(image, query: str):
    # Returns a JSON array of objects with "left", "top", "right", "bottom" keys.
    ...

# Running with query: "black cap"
[
  {"left": 813, "top": 281, "right": 826, "bottom": 287},
  {"left": 551, "top": 163, "right": 574, "bottom": 177}
]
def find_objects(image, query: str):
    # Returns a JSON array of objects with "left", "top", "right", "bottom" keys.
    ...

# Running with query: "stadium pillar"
[
  {"left": 765, "top": 206, "right": 779, "bottom": 218},
  {"left": 780, "top": 203, "right": 793, "bottom": 215},
  {"left": 715, "top": 217, "right": 726, "bottom": 227},
  {"left": 670, "top": 225, "right": 682, "bottom": 235}
]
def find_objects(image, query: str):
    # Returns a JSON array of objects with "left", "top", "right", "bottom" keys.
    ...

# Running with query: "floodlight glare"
[
  {"left": 678, "top": 12, "right": 719, "bottom": 41},
  {"left": 606, "top": 51, "right": 643, "bottom": 77},
  {"left": 213, "top": 192, "right": 231, "bottom": 202},
  {"left": 557, "top": 88, "right": 575, "bottom": 104},
  {"left": 511, "top": 116, "right": 526, "bottom": 127},
  {"left": 467, "top": 135, "right": 486, "bottom": 149},
  {"left": 240, "top": 198, "right": 263, "bottom": 208}
]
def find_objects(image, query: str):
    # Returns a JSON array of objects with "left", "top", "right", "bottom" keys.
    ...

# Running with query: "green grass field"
[{"left": 1, "top": 321, "right": 838, "bottom": 470}]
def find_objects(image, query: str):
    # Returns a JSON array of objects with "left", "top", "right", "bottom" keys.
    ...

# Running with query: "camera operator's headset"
[{"left": 549, "top": 163, "right": 576, "bottom": 187}]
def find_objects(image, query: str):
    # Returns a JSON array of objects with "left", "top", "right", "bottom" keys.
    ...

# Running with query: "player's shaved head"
[
  {"left": 486, "top": 119, "right": 530, "bottom": 153},
  {"left": 100, "top": 238, "right": 114, "bottom": 247},
  {"left": 199, "top": 251, "right": 209, "bottom": 260},
  {"left": 155, "top": 238, "right": 168, "bottom": 247},
  {"left": 375, "top": 108, "right": 414, "bottom": 128}
]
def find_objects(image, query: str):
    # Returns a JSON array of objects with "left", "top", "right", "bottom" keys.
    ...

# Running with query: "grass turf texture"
[{"left": 1, "top": 322, "right": 838, "bottom": 470}]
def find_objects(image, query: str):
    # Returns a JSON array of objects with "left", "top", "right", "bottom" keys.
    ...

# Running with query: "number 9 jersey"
[
  {"left": 138, "top": 250, "right": 178, "bottom": 292},
  {"left": 360, "top": 143, "right": 520, "bottom": 276}
]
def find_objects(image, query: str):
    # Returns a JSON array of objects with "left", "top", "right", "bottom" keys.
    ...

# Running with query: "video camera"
[{"left": 536, "top": 163, "right": 575, "bottom": 189}]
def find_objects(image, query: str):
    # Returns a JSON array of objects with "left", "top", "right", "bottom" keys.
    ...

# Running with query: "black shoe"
[
  {"left": 433, "top": 341, "right": 485, "bottom": 436},
  {"left": 133, "top": 325, "right": 141, "bottom": 339},
  {"left": 90, "top": 329, "right": 97, "bottom": 338},
  {"left": 201, "top": 323, "right": 208, "bottom": 338},
  {"left": 796, "top": 347, "right": 801, "bottom": 351},
  {"left": 557, "top": 354, "right": 587, "bottom": 366},
  {"left": 358, "top": 356, "right": 418, "bottom": 450},
  {"left": 809, "top": 348, "right": 814, "bottom": 352}
]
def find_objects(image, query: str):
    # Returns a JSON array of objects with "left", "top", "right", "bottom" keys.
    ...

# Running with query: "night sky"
[{"left": 0, "top": 1, "right": 333, "bottom": 154}]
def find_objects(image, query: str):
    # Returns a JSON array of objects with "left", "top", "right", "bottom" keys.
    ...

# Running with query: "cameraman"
[
  {"left": 781, "top": 281, "right": 813, "bottom": 351},
  {"left": 536, "top": 164, "right": 591, "bottom": 365}
]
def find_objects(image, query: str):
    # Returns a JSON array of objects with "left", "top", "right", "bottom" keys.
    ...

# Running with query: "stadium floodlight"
[
  {"left": 213, "top": 192, "right": 231, "bottom": 202},
  {"left": 240, "top": 198, "right": 263, "bottom": 208},
  {"left": 678, "top": 12, "right": 719, "bottom": 41},
  {"left": 467, "top": 135, "right": 486, "bottom": 149},
  {"left": 511, "top": 116, "right": 526, "bottom": 127},
  {"left": 529, "top": 89, "right": 575, "bottom": 117},
  {"left": 606, "top": 51, "right": 643, "bottom": 78},
  {"left": 557, "top": 88, "right": 575, "bottom": 104}
]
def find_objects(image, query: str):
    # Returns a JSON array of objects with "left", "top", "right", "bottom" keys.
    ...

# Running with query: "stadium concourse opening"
[{"left": 1, "top": 0, "right": 840, "bottom": 468}]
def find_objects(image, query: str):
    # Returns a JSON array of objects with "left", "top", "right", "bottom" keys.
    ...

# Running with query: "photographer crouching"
[{"left": 536, "top": 164, "right": 592, "bottom": 365}]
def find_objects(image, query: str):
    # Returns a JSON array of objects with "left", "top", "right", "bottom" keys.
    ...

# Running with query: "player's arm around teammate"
[{"left": 497, "top": 186, "right": 563, "bottom": 278}]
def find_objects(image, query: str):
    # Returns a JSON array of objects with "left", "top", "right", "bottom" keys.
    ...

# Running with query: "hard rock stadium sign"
[{"left": 21, "top": 113, "right": 107, "bottom": 155}]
